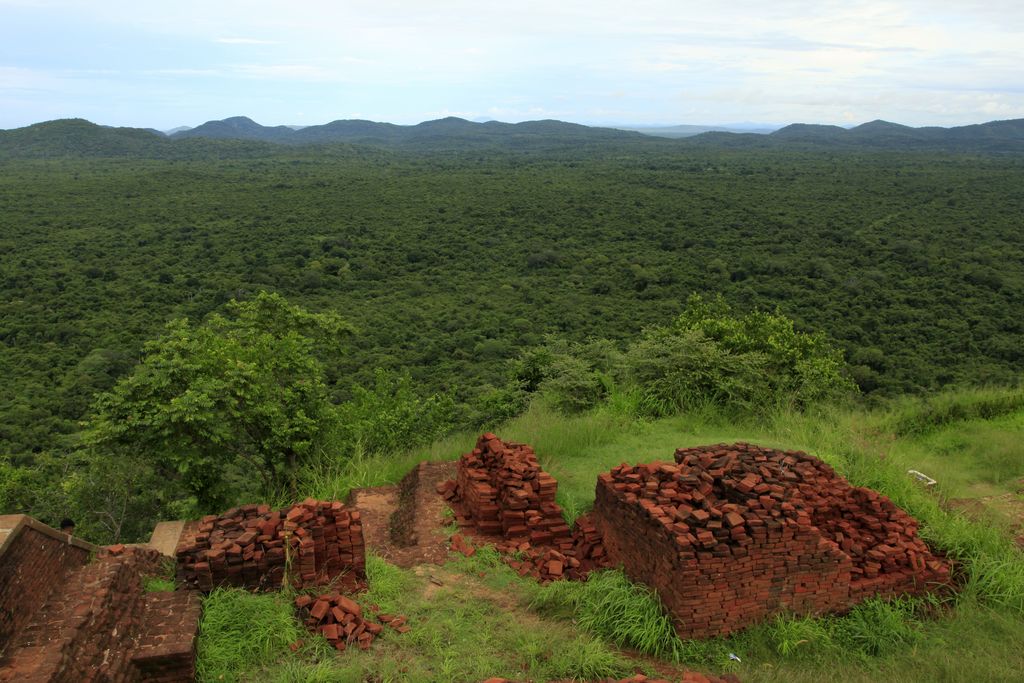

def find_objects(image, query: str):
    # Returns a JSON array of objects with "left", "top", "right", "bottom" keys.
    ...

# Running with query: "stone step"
[{"left": 147, "top": 521, "right": 187, "bottom": 558}]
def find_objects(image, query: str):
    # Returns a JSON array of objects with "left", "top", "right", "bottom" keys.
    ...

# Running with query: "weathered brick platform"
[
  {"left": 175, "top": 498, "right": 366, "bottom": 593},
  {"left": 439, "top": 433, "right": 573, "bottom": 550},
  {"left": 593, "top": 443, "right": 951, "bottom": 638},
  {"left": 0, "top": 542, "right": 199, "bottom": 682}
]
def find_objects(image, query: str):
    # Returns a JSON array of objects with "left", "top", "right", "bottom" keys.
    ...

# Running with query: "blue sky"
[{"left": 1, "top": 0, "right": 1022, "bottom": 130}]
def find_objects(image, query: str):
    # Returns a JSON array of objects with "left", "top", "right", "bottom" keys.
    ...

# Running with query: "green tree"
[{"left": 82, "top": 292, "right": 351, "bottom": 509}]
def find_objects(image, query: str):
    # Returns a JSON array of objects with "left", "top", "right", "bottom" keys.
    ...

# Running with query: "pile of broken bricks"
[
  {"left": 592, "top": 442, "right": 952, "bottom": 638},
  {"left": 449, "top": 531, "right": 587, "bottom": 584},
  {"left": 440, "top": 433, "right": 574, "bottom": 550},
  {"left": 175, "top": 498, "right": 366, "bottom": 593},
  {"left": 294, "top": 593, "right": 409, "bottom": 652},
  {"left": 440, "top": 434, "right": 613, "bottom": 584}
]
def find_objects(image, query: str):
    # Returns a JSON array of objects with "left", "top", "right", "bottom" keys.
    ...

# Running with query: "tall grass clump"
[
  {"left": 886, "top": 384, "right": 1024, "bottom": 436},
  {"left": 531, "top": 569, "right": 691, "bottom": 662},
  {"left": 196, "top": 588, "right": 311, "bottom": 683},
  {"left": 541, "top": 636, "right": 633, "bottom": 680}
]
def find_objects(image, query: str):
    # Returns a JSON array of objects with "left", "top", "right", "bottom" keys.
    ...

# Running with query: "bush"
[
  {"left": 624, "top": 294, "right": 856, "bottom": 416},
  {"left": 505, "top": 338, "right": 620, "bottom": 416},
  {"left": 330, "top": 368, "right": 456, "bottom": 458},
  {"left": 83, "top": 292, "right": 350, "bottom": 508}
]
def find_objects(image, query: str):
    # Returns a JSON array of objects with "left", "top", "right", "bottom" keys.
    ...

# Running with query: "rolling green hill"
[{"left": 6, "top": 116, "right": 1024, "bottom": 158}]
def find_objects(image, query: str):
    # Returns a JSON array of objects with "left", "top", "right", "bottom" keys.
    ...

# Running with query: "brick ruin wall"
[
  {"left": 0, "top": 519, "right": 92, "bottom": 652},
  {"left": 175, "top": 498, "right": 366, "bottom": 593},
  {"left": 390, "top": 461, "right": 423, "bottom": 547},
  {"left": 1, "top": 545, "right": 199, "bottom": 682},
  {"left": 593, "top": 443, "right": 951, "bottom": 639},
  {"left": 441, "top": 433, "right": 574, "bottom": 551}
]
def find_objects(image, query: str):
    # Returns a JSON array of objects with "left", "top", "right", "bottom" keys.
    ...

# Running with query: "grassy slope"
[{"left": 198, "top": 389, "right": 1024, "bottom": 682}]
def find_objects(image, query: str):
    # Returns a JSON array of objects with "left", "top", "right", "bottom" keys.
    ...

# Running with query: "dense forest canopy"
[{"left": 1, "top": 142, "right": 1023, "bottom": 466}]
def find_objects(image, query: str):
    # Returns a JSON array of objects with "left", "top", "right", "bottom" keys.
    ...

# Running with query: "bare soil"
[
  {"left": 946, "top": 488, "right": 1024, "bottom": 549},
  {"left": 347, "top": 461, "right": 456, "bottom": 567}
]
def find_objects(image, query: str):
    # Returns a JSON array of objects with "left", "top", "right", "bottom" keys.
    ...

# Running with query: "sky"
[{"left": 1, "top": 0, "right": 1023, "bottom": 130}]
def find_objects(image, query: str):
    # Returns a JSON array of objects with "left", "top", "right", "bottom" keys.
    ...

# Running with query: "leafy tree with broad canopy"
[{"left": 83, "top": 292, "right": 351, "bottom": 509}]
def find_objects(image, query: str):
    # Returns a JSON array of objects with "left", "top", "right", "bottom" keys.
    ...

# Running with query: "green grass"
[
  {"left": 142, "top": 558, "right": 179, "bottom": 592},
  {"left": 532, "top": 568, "right": 692, "bottom": 662},
  {"left": 199, "top": 553, "right": 636, "bottom": 683},
  {"left": 890, "top": 410, "right": 1024, "bottom": 497},
  {"left": 196, "top": 587, "right": 319, "bottom": 683},
  {"left": 143, "top": 576, "right": 177, "bottom": 592},
  {"left": 885, "top": 384, "right": 1024, "bottom": 437}
]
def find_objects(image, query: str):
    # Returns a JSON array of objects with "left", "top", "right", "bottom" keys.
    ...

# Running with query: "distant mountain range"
[
  {"left": 168, "top": 115, "right": 645, "bottom": 146},
  {"left": 2, "top": 115, "right": 1024, "bottom": 158},
  {"left": 615, "top": 124, "right": 778, "bottom": 137},
  {"left": 768, "top": 118, "right": 1024, "bottom": 151}
]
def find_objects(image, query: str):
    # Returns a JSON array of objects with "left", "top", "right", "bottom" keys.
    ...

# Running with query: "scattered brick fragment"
[
  {"left": 608, "top": 673, "right": 740, "bottom": 683},
  {"left": 295, "top": 592, "right": 408, "bottom": 652},
  {"left": 450, "top": 533, "right": 476, "bottom": 557}
]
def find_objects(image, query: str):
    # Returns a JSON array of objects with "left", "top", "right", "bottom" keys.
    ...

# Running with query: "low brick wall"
[
  {"left": 593, "top": 443, "right": 951, "bottom": 639},
  {"left": 0, "top": 515, "right": 96, "bottom": 652},
  {"left": 441, "top": 433, "right": 573, "bottom": 550},
  {"left": 131, "top": 591, "right": 202, "bottom": 682},
  {"left": 175, "top": 498, "right": 366, "bottom": 592},
  {"left": 390, "top": 462, "right": 423, "bottom": 547}
]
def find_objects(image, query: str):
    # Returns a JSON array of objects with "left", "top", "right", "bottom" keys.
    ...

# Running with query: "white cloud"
[
  {"left": 3, "top": 1, "right": 1023, "bottom": 126},
  {"left": 215, "top": 37, "right": 278, "bottom": 45}
]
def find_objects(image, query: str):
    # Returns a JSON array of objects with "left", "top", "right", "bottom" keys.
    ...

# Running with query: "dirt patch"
[
  {"left": 348, "top": 487, "right": 400, "bottom": 551},
  {"left": 348, "top": 461, "right": 456, "bottom": 568},
  {"left": 947, "top": 493, "right": 1024, "bottom": 549}
]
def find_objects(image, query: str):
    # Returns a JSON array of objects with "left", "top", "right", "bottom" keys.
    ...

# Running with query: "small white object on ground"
[{"left": 907, "top": 469, "right": 937, "bottom": 487}]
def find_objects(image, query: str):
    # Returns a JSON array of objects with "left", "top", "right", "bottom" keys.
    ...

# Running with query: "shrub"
[{"left": 624, "top": 294, "right": 856, "bottom": 416}]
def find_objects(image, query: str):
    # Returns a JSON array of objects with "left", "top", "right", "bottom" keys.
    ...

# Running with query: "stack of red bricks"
[
  {"left": 175, "top": 498, "right": 366, "bottom": 593},
  {"left": 440, "top": 433, "right": 573, "bottom": 550},
  {"left": 294, "top": 593, "right": 408, "bottom": 652},
  {"left": 592, "top": 443, "right": 951, "bottom": 639}
]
